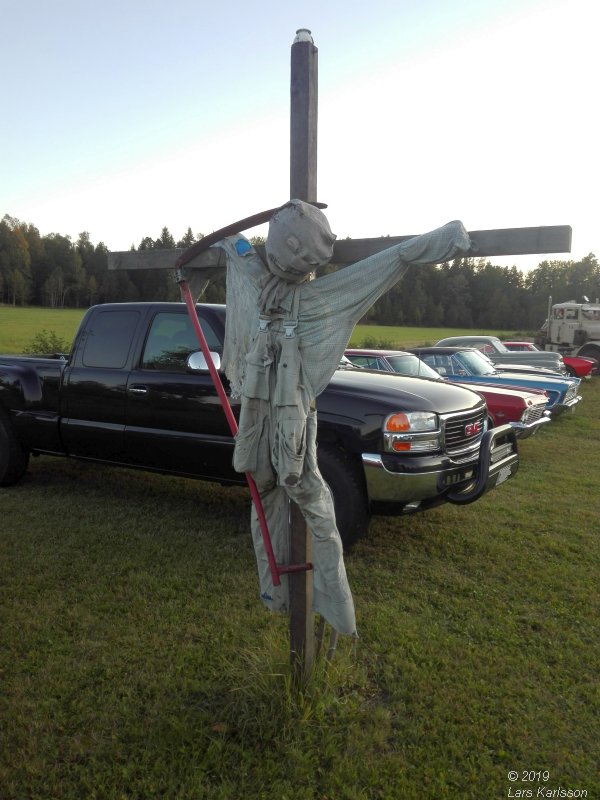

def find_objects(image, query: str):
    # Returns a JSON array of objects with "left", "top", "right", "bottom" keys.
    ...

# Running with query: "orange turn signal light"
[
  {"left": 385, "top": 413, "right": 410, "bottom": 432},
  {"left": 391, "top": 440, "right": 411, "bottom": 452}
]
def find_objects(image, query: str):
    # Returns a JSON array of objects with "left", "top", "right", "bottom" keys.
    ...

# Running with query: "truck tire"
[
  {"left": 0, "top": 409, "right": 30, "bottom": 487},
  {"left": 317, "top": 443, "right": 370, "bottom": 547}
]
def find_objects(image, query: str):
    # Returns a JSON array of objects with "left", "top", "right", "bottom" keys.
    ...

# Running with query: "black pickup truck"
[{"left": 0, "top": 302, "right": 518, "bottom": 543}]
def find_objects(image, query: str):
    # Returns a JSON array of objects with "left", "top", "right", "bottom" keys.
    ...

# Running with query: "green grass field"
[
  {"left": 0, "top": 306, "right": 84, "bottom": 353},
  {"left": 0, "top": 304, "right": 518, "bottom": 355},
  {"left": 1, "top": 307, "right": 598, "bottom": 799},
  {"left": 348, "top": 324, "right": 522, "bottom": 349}
]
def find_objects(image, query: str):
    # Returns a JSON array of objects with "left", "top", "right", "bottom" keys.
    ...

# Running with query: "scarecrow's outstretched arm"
[{"left": 311, "top": 220, "right": 472, "bottom": 328}]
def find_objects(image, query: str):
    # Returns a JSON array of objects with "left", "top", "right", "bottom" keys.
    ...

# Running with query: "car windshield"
[
  {"left": 507, "top": 342, "right": 540, "bottom": 351},
  {"left": 338, "top": 355, "right": 359, "bottom": 369},
  {"left": 386, "top": 354, "right": 441, "bottom": 380},
  {"left": 491, "top": 339, "right": 510, "bottom": 353},
  {"left": 453, "top": 350, "right": 496, "bottom": 376}
]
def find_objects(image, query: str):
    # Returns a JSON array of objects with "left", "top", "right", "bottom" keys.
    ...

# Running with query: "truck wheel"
[
  {"left": 317, "top": 443, "right": 370, "bottom": 547},
  {"left": 0, "top": 409, "right": 30, "bottom": 487}
]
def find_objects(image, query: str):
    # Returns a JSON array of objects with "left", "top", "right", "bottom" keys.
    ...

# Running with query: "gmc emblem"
[{"left": 465, "top": 421, "right": 482, "bottom": 437}]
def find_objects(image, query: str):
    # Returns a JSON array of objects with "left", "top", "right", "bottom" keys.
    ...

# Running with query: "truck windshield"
[{"left": 581, "top": 307, "right": 600, "bottom": 320}]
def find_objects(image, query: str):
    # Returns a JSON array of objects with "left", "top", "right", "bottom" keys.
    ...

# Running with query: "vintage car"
[
  {"left": 502, "top": 341, "right": 598, "bottom": 378},
  {"left": 435, "top": 334, "right": 566, "bottom": 374},
  {"left": 406, "top": 346, "right": 581, "bottom": 414},
  {"left": 344, "top": 349, "right": 550, "bottom": 437}
]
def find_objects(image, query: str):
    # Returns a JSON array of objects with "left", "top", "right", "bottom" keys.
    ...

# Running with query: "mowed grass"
[
  {"left": 349, "top": 324, "right": 523, "bottom": 349},
  {"left": 0, "top": 306, "right": 84, "bottom": 353},
  {"left": 0, "top": 304, "right": 518, "bottom": 355},
  {"left": 1, "top": 328, "right": 599, "bottom": 798}
]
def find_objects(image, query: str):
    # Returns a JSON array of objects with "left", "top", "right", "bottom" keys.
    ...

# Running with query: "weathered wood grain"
[{"left": 109, "top": 225, "right": 572, "bottom": 271}]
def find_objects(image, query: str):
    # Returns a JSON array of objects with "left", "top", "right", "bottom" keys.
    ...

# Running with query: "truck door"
[
  {"left": 553, "top": 306, "right": 578, "bottom": 345},
  {"left": 61, "top": 308, "right": 142, "bottom": 461},
  {"left": 123, "top": 309, "right": 240, "bottom": 483}
]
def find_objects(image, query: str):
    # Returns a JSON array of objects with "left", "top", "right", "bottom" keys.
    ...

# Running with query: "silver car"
[{"left": 435, "top": 335, "right": 565, "bottom": 374}]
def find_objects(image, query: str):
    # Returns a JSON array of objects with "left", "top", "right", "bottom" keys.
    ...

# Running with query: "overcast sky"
[{"left": 1, "top": 0, "right": 596, "bottom": 270}]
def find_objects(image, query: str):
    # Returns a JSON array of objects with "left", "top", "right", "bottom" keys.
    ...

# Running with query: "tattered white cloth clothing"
[{"left": 187, "top": 212, "right": 471, "bottom": 636}]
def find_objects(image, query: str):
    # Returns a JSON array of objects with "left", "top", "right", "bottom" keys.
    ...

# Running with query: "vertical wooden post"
[
  {"left": 290, "top": 29, "right": 318, "bottom": 203},
  {"left": 288, "top": 500, "right": 314, "bottom": 679},
  {"left": 288, "top": 28, "right": 318, "bottom": 681}
]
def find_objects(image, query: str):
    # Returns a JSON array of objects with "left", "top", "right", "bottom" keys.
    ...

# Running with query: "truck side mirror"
[{"left": 187, "top": 351, "right": 222, "bottom": 371}]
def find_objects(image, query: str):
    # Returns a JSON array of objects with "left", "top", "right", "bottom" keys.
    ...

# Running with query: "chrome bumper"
[
  {"left": 510, "top": 412, "right": 551, "bottom": 439},
  {"left": 362, "top": 424, "right": 519, "bottom": 510},
  {"left": 550, "top": 394, "right": 582, "bottom": 415}
]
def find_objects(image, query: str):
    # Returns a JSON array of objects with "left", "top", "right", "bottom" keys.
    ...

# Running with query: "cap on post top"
[{"left": 293, "top": 28, "right": 313, "bottom": 43}]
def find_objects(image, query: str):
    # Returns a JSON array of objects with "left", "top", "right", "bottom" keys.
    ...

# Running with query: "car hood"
[
  {"left": 326, "top": 368, "right": 484, "bottom": 415},
  {"left": 488, "top": 370, "right": 577, "bottom": 388},
  {"left": 453, "top": 372, "right": 575, "bottom": 403},
  {"left": 455, "top": 380, "right": 546, "bottom": 400},
  {"left": 492, "top": 363, "right": 564, "bottom": 377}
]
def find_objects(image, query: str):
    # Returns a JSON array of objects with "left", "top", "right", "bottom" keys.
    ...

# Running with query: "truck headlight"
[
  {"left": 385, "top": 412, "right": 438, "bottom": 432},
  {"left": 383, "top": 412, "right": 440, "bottom": 453}
]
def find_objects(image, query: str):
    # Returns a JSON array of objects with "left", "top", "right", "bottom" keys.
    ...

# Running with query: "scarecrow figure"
[{"left": 187, "top": 200, "right": 471, "bottom": 636}]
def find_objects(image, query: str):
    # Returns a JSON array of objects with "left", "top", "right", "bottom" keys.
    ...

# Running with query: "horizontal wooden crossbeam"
[
  {"left": 108, "top": 225, "right": 572, "bottom": 271},
  {"left": 329, "top": 225, "right": 572, "bottom": 264}
]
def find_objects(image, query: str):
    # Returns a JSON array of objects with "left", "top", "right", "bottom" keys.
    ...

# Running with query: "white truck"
[{"left": 535, "top": 296, "right": 600, "bottom": 364}]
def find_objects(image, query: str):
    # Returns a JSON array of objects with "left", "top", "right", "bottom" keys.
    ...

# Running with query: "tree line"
[{"left": 1, "top": 213, "right": 599, "bottom": 331}]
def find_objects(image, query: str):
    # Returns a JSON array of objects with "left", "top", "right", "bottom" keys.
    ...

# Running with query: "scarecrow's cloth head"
[{"left": 265, "top": 199, "right": 336, "bottom": 282}]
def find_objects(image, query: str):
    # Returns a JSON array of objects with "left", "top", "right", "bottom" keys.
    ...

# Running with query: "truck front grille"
[{"left": 442, "top": 406, "right": 487, "bottom": 457}]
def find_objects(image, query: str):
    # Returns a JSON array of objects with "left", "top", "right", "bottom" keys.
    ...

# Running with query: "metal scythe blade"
[{"left": 174, "top": 202, "right": 327, "bottom": 269}]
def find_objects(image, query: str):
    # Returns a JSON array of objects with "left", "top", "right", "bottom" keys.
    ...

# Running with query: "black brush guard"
[{"left": 446, "top": 424, "right": 519, "bottom": 505}]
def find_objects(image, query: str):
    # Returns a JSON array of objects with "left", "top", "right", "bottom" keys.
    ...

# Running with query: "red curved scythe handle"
[{"left": 178, "top": 279, "right": 287, "bottom": 586}]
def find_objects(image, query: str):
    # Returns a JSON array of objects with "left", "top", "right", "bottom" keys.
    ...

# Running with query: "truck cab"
[{"left": 536, "top": 298, "right": 600, "bottom": 365}]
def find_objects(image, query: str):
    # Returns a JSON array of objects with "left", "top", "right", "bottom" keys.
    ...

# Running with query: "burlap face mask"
[{"left": 265, "top": 200, "right": 336, "bottom": 282}]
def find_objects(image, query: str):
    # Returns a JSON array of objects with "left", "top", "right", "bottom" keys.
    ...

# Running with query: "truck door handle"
[{"left": 128, "top": 384, "right": 148, "bottom": 395}]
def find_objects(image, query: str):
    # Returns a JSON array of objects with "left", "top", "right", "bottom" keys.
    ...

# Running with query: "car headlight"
[{"left": 383, "top": 412, "right": 440, "bottom": 453}]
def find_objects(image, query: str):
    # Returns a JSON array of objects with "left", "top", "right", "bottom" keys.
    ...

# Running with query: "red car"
[
  {"left": 502, "top": 341, "right": 598, "bottom": 378},
  {"left": 344, "top": 348, "right": 551, "bottom": 439}
]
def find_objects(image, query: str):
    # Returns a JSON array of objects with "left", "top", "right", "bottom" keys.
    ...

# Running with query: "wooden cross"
[
  {"left": 108, "top": 30, "right": 571, "bottom": 683},
  {"left": 108, "top": 224, "right": 572, "bottom": 273}
]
